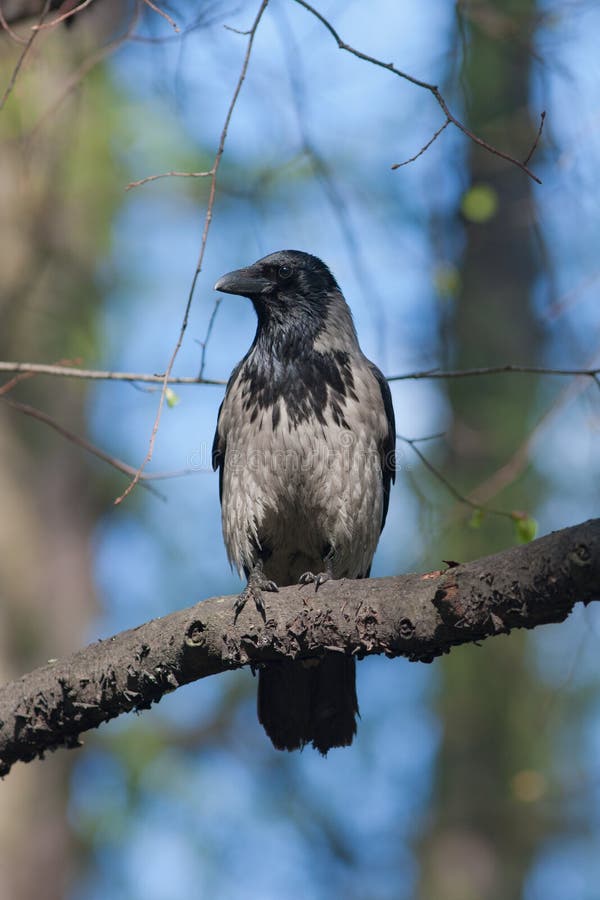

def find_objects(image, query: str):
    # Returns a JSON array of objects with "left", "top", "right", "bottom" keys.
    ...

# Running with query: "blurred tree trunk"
[
  {"left": 0, "top": 13, "right": 127, "bottom": 899},
  {"left": 417, "top": 2, "right": 556, "bottom": 899}
]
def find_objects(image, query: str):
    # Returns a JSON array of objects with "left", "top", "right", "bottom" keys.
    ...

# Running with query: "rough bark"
[{"left": 0, "top": 519, "right": 598, "bottom": 778}]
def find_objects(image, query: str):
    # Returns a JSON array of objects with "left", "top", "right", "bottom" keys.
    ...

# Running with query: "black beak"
[{"left": 214, "top": 267, "right": 271, "bottom": 298}]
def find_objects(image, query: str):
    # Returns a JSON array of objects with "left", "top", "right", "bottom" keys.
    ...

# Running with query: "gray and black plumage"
[{"left": 212, "top": 250, "right": 395, "bottom": 754}]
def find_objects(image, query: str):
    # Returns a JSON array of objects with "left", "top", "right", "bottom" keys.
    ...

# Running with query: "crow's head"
[{"left": 215, "top": 250, "right": 354, "bottom": 344}]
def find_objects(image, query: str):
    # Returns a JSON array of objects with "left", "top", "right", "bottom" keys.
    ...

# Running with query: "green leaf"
[
  {"left": 165, "top": 388, "right": 180, "bottom": 409},
  {"left": 513, "top": 514, "right": 538, "bottom": 544},
  {"left": 434, "top": 262, "right": 461, "bottom": 299},
  {"left": 461, "top": 184, "right": 499, "bottom": 224},
  {"left": 469, "top": 508, "right": 485, "bottom": 529}
]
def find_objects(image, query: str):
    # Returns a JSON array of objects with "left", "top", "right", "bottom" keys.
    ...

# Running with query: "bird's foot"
[
  {"left": 298, "top": 570, "right": 332, "bottom": 592},
  {"left": 234, "top": 574, "right": 278, "bottom": 623}
]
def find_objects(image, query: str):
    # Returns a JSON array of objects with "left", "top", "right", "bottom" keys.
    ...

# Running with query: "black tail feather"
[
  {"left": 311, "top": 655, "right": 358, "bottom": 754},
  {"left": 257, "top": 655, "right": 358, "bottom": 754}
]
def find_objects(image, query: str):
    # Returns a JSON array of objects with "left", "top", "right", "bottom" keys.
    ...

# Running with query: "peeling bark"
[{"left": 0, "top": 519, "right": 598, "bottom": 777}]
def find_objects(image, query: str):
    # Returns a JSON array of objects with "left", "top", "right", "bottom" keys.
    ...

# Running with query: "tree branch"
[
  {"left": 292, "top": 0, "right": 543, "bottom": 183},
  {"left": 386, "top": 364, "right": 600, "bottom": 381},
  {"left": 1, "top": 360, "right": 598, "bottom": 385},
  {"left": 31, "top": 0, "right": 96, "bottom": 31},
  {"left": 0, "top": 520, "right": 598, "bottom": 777},
  {"left": 0, "top": 0, "right": 50, "bottom": 111},
  {"left": 114, "top": 0, "right": 269, "bottom": 505},
  {"left": 0, "top": 361, "right": 225, "bottom": 384},
  {"left": 1, "top": 398, "right": 205, "bottom": 494}
]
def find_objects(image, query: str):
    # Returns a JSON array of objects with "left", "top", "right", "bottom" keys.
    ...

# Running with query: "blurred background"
[{"left": 1, "top": 0, "right": 600, "bottom": 898}]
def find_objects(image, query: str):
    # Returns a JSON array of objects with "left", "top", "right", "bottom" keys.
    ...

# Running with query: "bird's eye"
[{"left": 278, "top": 264, "right": 293, "bottom": 279}]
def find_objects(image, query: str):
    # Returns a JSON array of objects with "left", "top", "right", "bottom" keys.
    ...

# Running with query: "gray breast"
[{"left": 218, "top": 355, "right": 389, "bottom": 586}]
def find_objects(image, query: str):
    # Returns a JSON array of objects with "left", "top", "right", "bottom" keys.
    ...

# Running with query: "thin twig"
[
  {"left": 391, "top": 118, "right": 451, "bottom": 169},
  {"left": 114, "top": 0, "right": 269, "bottom": 506},
  {"left": 467, "top": 369, "right": 599, "bottom": 507},
  {"left": 224, "top": 24, "right": 252, "bottom": 35},
  {"left": 0, "top": 362, "right": 225, "bottom": 384},
  {"left": 1, "top": 371, "right": 235, "bottom": 485},
  {"left": 523, "top": 110, "right": 546, "bottom": 166},
  {"left": 125, "top": 169, "right": 213, "bottom": 191},
  {"left": 386, "top": 364, "right": 600, "bottom": 381},
  {"left": 0, "top": 6, "right": 28, "bottom": 43},
  {"left": 0, "top": 370, "right": 36, "bottom": 396},
  {"left": 0, "top": 355, "right": 82, "bottom": 396},
  {"left": 272, "top": 3, "right": 387, "bottom": 352},
  {"left": 28, "top": 1, "right": 142, "bottom": 141},
  {"left": 407, "top": 431, "right": 447, "bottom": 443},
  {"left": 198, "top": 296, "right": 222, "bottom": 379},
  {"left": 32, "top": 0, "right": 95, "bottom": 30},
  {"left": 1, "top": 361, "right": 599, "bottom": 386},
  {"left": 293, "top": 0, "right": 543, "bottom": 183},
  {"left": 128, "top": 8, "right": 221, "bottom": 45},
  {"left": 0, "top": 0, "right": 50, "bottom": 112},
  {"left": 545, "top": 270, "right": 600, "bottom": 321},
  {"left": 3, "top": 398, "right": 206, "bottom": 492},
  {"left": 2, "top": 398, "right": 169, "bottom": 498},
  {"left": 397, "top": 433, "right": 512, "bottom": 521},
  {"left": 141, "top": 466, "right": 210, "bottom": 480},
  {"left": 141, "top": 0, "right": 179, "bottom": 32}
]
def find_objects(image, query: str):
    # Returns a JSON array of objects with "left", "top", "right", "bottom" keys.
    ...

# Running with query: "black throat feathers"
[{"left": 238, "top": 329, "right": 359, "bottom": 431}]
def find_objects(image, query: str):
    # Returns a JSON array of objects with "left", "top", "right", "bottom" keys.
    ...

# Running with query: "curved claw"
[
  {"left": 234, "top": 585, "right": 265, "bottom": 623},
  {"left": 298, "top": 571, "right": 331, "bottom": 592},
  {"left": 298, "top": 571, "right": 316, "bottom": 586},
  {"left": 234, "top": 574, "right": 279, "bottom": 623}
]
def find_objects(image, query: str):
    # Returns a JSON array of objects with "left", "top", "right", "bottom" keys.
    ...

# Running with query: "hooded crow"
[{"left": 213, "top": 250, "right": 395, "bottom": 753}]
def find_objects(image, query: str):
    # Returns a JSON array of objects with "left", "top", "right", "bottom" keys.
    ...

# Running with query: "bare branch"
[
  {"left": 27, "top": 0, "right": 142, "bottom": 140},
  {"left": 0, "top": 6, "right": 29, "bottom": 42},
  {"left": 0, "top": 361, "right": 225, "bottom": 384},
  {"left": 3, "top": 396, "right": 210, "bottom": 488},
  {"left": 31, "top": 0, "right": 95, "bottom": 30},
  {"left": 2, "top": 361, "right": 599, "bottom": 386},
  {"left": 0, "top": 355, "right": 84, "bottom": 396},
  {"left": 523, "top": 109, "right": 546, "bottom": 166},
  {"left": 114, "top": 0, "right": 269, "bottom": 506},
  {"left": 386, "top": 364, "right": 600, "bottom": 381},
  {"left": 3, "top": 394, "right": 207, "bottom": 499},
  {"left": 2, "top": 398, "right": 172, "bottom": 497},
  {"left": 397, "top": 433, "right": 512, "bottom": 522},
  {"left": 198, "top": 295, "right": 222, "bottom": 380},
  {"left": 391, "top": 118, "right": 451, "bottom": 169},
  {"left": 293, "top": 0, "right": 543, "bottom": 183},
  {"left": 0, "top": 370, "right": 36, "bottom": 396},
  {"left": 0, "top": 519, "right": 597, "bottom": 777},
  {"left": 546, "top": 271, "right": 600, "bottom": 321},
  {"left": 223, "top": 24, "right": 252, "bottom": 35},
  {"left": 0, "top": 0, "right": 50, "bottom": 112},
  {"left": 141, "top": 0, "right": 179, "bottom": 33},
  {"left": 467, "top": 371, "right": 597, "bottom": 507},
  {"left": 125, "top": 169, "right": 213, "bottom": 191},
  {"left": 271, "top": 3, "right": 388, "bottom": 345}
]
